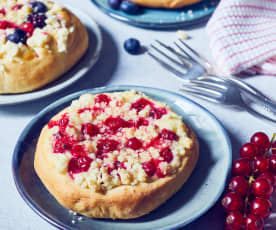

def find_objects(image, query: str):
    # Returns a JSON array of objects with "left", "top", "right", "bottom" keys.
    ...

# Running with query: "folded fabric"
[{"left": 206, "top": 0, "right": 276, "bottom": 76}]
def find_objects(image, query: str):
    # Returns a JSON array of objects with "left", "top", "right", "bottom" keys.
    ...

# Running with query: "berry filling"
[
  {"left": 142, "top": 160, "right": 156, "bottom": 177},
  {"left": 135, "top": 117, "right": 149, "bottom": 128},
  {"left": 48, "top": 92, "right": 185, "bottom": 190},
  {"left": 68, "top": 155, "right": 92, "bottom": 179},
  {"left": 104, "top": 116, "right": 131, "bottom": 133},
  {"left": 96, "top": 138, "right": 120, "bottom": 155},
  {"left": 31, "top": 1, "right": 47, "bottom": 14},
  {"left": 125, "top": 137, "right": 142, "bottom": 150},
  {"left": 0, "top": 9, "right": 6, "bottom": 15},
  {"left": 81, "top": 123, "right": 100, "bottom": 137},
  {"left": 26, "top": 13, "right": 47, "bottom": 29},
  {"left": 11, "top": 4, "right": 23, "bottom": 11},
  {"left": 0, "top": 2, "right": 50, "bottom": 45},
  {"left": 131, "top": 98, "right": 167, "bottom": 119},
  {"left": 159, "top": 129, "right": 179, "bottom": 141},
  {"left": 160, "top": 147, "right": 173, "bottom": 163},
  {"left": 48, "top": 113, "right": 69, "bottom": 135},
  {"left": 95, "top": 94, "right": 111, "bottom": 105},
  {"left": 21, "top": 22, "right": 34, "bottom": 36},
  {"left": 71, "top": 144, "right": 86, "bottom": 157},
  {"left": 131, "top": 98, "right": 152, "bottom": 112},
  {"left": 78, "top": 107, "right": 92, "bottom": 114}
]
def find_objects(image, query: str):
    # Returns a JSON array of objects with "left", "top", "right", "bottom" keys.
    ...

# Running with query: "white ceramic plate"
[{"left": 0, "top": 6, "right": 102, "bottom": 105}]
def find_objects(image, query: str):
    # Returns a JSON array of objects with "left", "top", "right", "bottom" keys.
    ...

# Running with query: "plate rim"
[
  {"left": 91, "top": 0, "right": 217, "bottom": 29},
  {"left": 12, "top": 85, "right": 232, "bottom": 230},
  {"left": 0, "top": 6, "right": 103, "bottom": 106}
]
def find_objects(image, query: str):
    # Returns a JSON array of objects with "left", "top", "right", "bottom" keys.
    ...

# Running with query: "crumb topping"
[
  {"left": 0, "top": 0, "right": 75, "bottom": 63},
  {"left": 47, "top": 91, "right": 193, "bottom": 193}
]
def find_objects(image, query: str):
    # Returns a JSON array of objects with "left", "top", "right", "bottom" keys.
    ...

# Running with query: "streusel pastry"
[
  {"left": 34, "top": 90, "right": 199, "bottom": 219},
  {"left": 0, "top": 0, "right": 88, "bottom": 93}
]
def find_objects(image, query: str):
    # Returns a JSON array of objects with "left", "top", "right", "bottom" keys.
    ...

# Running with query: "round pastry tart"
[
  {"left": 0, "top": 0, "right": 88, "bottom": 94},
  {"left": 128, "top": 0, "right": 202, "bottom": 8},
  {"left": 34, "top": 90, "right": 199, "bottom": 219}
]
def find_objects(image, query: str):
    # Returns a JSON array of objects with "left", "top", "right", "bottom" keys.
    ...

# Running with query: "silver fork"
[
  {"left": 180, "top": 78, "right": 276, "bottom": 122},
  {"left": 147, "top": 39, "right": 276, "bottom": 116}
]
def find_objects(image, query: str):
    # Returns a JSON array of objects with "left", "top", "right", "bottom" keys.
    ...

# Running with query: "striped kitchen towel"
[{"left": 206, "top": 0, "right": 276, "bottom": 76}]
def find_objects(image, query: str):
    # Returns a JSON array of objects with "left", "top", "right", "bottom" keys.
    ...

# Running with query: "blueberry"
[
  {"left": 7, "top": 29, "right": 27, "bottom": 44},
  {"left": 108, "top": 0, "right": 121, "bottom": 9},
  {"left": 124, "top": 38, "right": 141, "bottom": 55},
  {"left": 120, "top": 1, "right": 140, "bottom": 14},
  {"left": 31, "top": 1, "right": 47, "bottom": 14}
]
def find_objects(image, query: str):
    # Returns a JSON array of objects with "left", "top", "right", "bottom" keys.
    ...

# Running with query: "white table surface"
[{"left": 1, "top": 0, "right": 276, "bottom": 229}]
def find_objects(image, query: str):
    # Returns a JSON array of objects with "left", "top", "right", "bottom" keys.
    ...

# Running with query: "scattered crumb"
[
  {"left": 176, "top": 30, "right": 190, "bottom": 40},
  {"left": 72, "top": 220, "right": 76, "bottom": 224},
  {"left": 78, "top": 217, "right": 83, "bottom": 221}
]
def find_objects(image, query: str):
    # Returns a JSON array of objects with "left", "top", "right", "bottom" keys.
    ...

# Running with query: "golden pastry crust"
[
  {"left": 34, "top": 91, "right": 199, "bottom": 219},
  {"left": 128, "top": 0, "right": 202, "bottom": 8},
  {"left": 0, "top": 1, "right": 88, "bottom": 93}
]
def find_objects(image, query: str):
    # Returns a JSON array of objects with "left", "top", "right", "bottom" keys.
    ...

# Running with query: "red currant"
[
  {"left": 269, "top": 154, "right": 276, "bottom": 174},
  {"left": 21, "top": 22, "right": 34, "bottom": 35},
  {"left": 0, "top": 20, "right": 8, "bottom": 29},
  {"left": 251, "top": 177, "right": 274, "bottom": 198},
  {"left": 131, "top": 98, "right": 152, "bottom": 112},
  {"left": 250, "top": 197, "right": 272, "bottom": 219},
  {"left": 125, "top": 137, "right": 142, "bottom": 150},
  {"left": 96, "top": 138, "right": 119, "bottom": 155},
  {"left": 240, "top": 143, "right": 260, "bottom": 159},
  {"left": 272, "top": 140, "right": 276, "bottom": 154},
  {"left": 259, "top": 172, "right": 276, "bottom": 187},
  {"left": 156, "top": 165, "right": 166, "bottom": 178},
  {"left": 222, "top": 192, "right": 244, "bottom": 212},
  {"left": 104, "top": 117, "right": 128, "bottom": 132},
  {"left": 81, "top": 123, "right": 99, "bottom": 137},
  {"left": 232, "top": 158, "right": 252, "bottom": 176},
  {"left": 250, "top": 132, "right": 270, "bottom": 152},
  {"left": 95, "top": 94, "right": 111, "bottom": 104},
  {"left": 225, "top": 211, "right": 244, "bottom": 230},
  {"left": 160, "top": 147, "right": 173, "bottom": 163},
  {"left": 159, "top": 129, "right": 179, "bottom": 141},
  {"left": 142, "top": 159, "right": 156, "bottom": 177},
  {"left": 253, "top": 156, "right": 270, "bottom": 174},
  {"left": 229, "top": 176, "right": 249, "bottom": 196},
  {"left": 68, "top": 155, "right": 92, "bottom": 178},
  {"left": 71, "top": 144, "right": 86, "bottom": 157},
  {"left": 245, "top": 214, "right": 264, "bottom": 230}
]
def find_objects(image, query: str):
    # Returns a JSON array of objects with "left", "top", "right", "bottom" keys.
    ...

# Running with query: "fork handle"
[
  {"left": 222, "top": 76, "right": 276, "bottom": 114},
  {"left": 228, "top": 78, "right": 275, "bottom": 103}
]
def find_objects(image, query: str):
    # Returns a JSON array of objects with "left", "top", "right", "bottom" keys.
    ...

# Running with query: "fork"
[
  {"left": 147, "top": 39, "right": 276, "bottom": 116},
  {"left": 180, "top": 78, "right": 276, "bottom": 122}
]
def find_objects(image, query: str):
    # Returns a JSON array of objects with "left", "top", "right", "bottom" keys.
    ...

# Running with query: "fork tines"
[{"left": 147, "top": 39, "right": 206, "bottom": 79}]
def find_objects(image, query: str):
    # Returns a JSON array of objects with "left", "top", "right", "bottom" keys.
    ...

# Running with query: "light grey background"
[{"left": 1, "top": 0, "right": 276, "bottom": 229}]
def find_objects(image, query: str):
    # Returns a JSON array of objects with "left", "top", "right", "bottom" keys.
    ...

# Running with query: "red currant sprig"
[{"left": 222, "top": 132, "right": 276, "bottom": 230}]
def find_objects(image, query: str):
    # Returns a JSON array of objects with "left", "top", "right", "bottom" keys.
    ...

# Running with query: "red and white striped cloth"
[{"left": 206, "top": 0, "right": 276, "bottom": 76}]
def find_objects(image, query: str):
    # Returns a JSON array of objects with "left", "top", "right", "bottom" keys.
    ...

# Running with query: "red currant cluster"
[{"left": 222, "top": 132, "right": 276, "bottom": 230}]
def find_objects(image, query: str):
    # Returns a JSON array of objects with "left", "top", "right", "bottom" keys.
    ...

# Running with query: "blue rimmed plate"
[
  {"left": 12, "top": 85, "right": 231, "bottom": 230},
  {"left": 0, "top": 6, "right": 102, "bottom": 105},
  {"left": 91, "top": 0, "right": 219, "bottom": 29}
]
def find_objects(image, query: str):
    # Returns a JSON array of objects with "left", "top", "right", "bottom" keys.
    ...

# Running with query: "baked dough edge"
[{"left": 34, "top": 108, "right": 199, "bottom": 219}]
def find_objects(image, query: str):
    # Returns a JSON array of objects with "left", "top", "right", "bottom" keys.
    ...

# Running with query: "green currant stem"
[
  {"left": 271, "top": 133, "right": 276, "bottom": 143},
  {"left": 244, "top": 176, "right": 255, "bottom": 216},
  {"left": 264, "top": 132, "right": 276, "bottom": 157}
]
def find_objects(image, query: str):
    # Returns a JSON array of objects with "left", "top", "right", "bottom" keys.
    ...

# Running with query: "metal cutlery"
[{"left": 147, "top": 39, "right": 276, "bottom": 121}]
